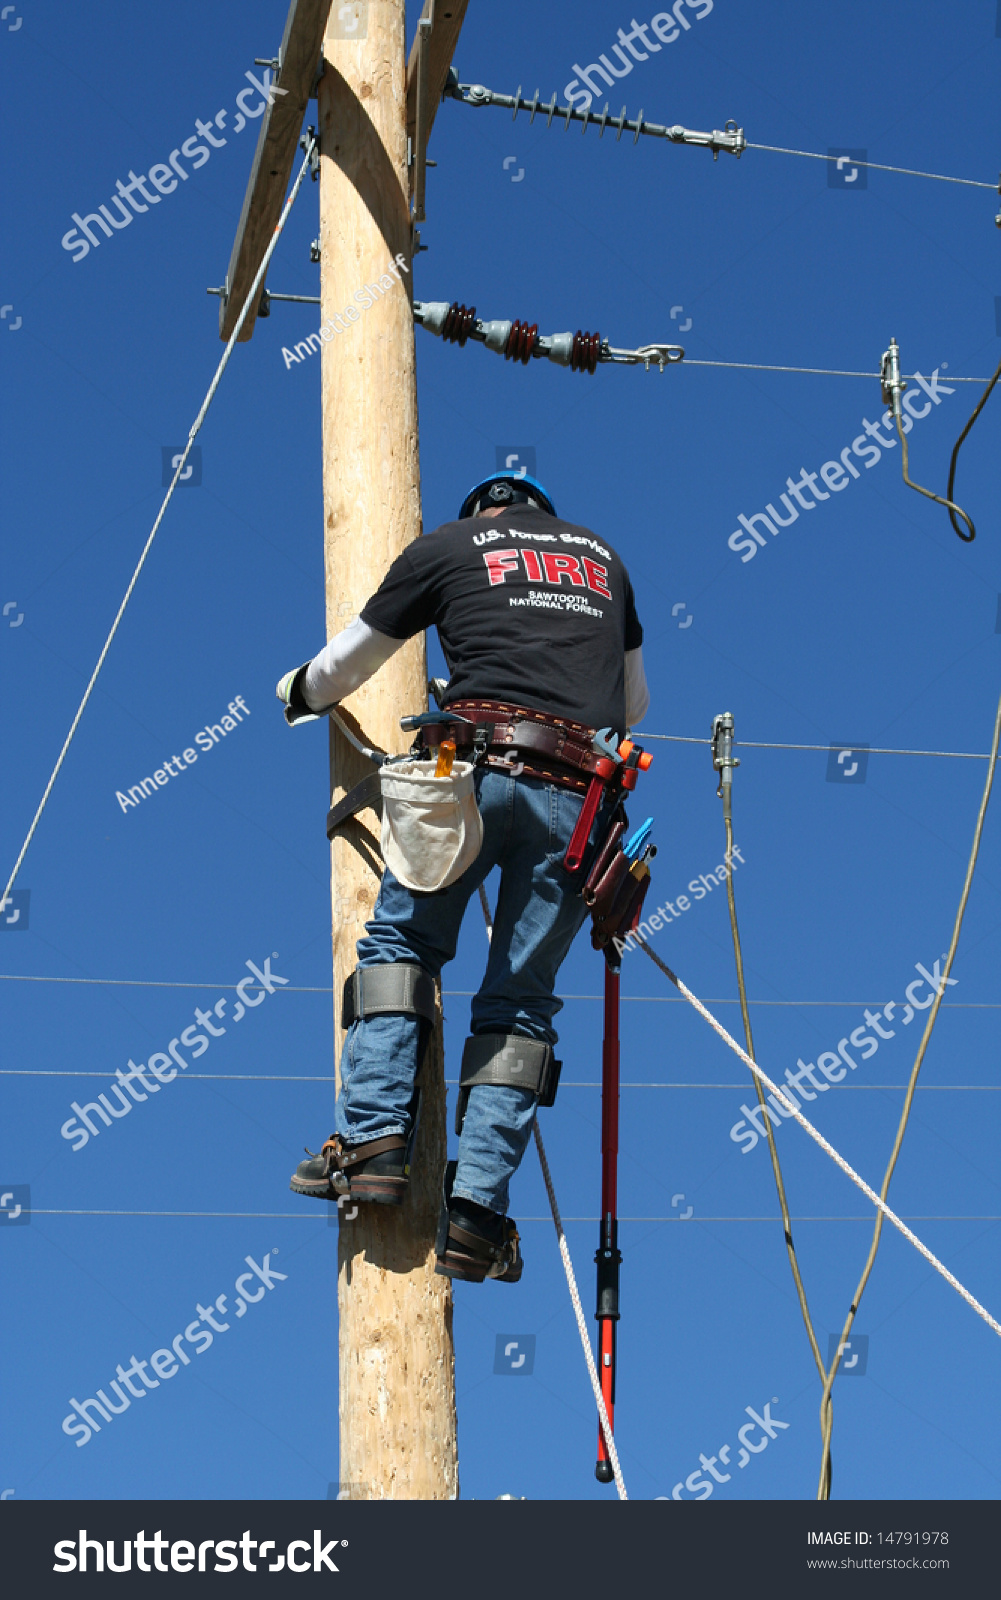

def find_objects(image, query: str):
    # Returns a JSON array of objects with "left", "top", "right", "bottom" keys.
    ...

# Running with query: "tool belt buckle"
[{"left": 490, "top": 753, "right": 524, "bottom": 777}]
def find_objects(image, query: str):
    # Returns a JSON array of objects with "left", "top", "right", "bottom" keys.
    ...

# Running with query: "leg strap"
[
  {"left": 341, "top": 963, "right": 437, "bottom": 1029},
  {"left": 455, "top": 1032, "right": 562, "bottom": 1135}
]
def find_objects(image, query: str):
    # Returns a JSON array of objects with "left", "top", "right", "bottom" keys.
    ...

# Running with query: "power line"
[
  {"left": 0, "top": 1068, "right": 994, "bottom": 1089},
  {"left": 644, "top": 734, "right": 994, "bottom": 759},
  {"left": 0, "top": 973, "right": 995, "bottom": 1008},
  {"left": 27, "top": 1208, "right": 1000, "bottom": 1222},
  {"left": 682, "top": 359, "right": 990, "bottom": 383},
  {"left": 747, "top": 140, "right": 999, "bottom": 192}
]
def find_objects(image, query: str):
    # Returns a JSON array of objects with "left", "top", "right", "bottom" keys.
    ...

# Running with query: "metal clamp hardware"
[
  {"left": 444, "top": 79, "right": 745, "bottom": 159},
  {"left": 341, "top": 964, "right": 437, "bottom": 1030},
  {"left": 300, "top": 127, "right": 320, "bottom": 181},
  {"left": 711, "top": 711, "right": 740, "bottom": 799},
  {"left": 413, "top": 301, "right": 685, "bottom": 375},
  {"left": 880, "top": 337, "right": 906, "bottom": 416}
]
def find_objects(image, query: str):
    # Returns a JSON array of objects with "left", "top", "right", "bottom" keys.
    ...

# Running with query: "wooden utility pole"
[{"left": 318, "top": 1, "right": 458, "bottom": 1500}]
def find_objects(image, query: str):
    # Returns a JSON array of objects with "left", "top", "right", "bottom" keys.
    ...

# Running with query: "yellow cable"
[
  {"left": 816, "top": 682, "right": 1001, "bottom": 1497},
  {"left": 719, "top": 783, "right": 833, "bottom": 1495}
]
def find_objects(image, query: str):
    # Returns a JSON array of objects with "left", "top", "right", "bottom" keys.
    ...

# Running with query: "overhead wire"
[
  {"left": 682, "top": 359, "right": 990, "bottom": 383},
  {"left": 444, "top": 80, "right": 997, "bottom": 192},
  {"left": 816, "top": 679, "right": 1001, "bottom": 1498},
  {"left": 0, "top": 135, "right": 318, "bottom": 915},
  {"left": 745, "top": 141, "right": 998, "bottom": 191},
  {"left": 644, "top": 734, "right": 994, "bottom": 758}
]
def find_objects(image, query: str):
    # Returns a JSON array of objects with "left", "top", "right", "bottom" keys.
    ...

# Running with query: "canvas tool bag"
[{"left": 379, "top": 758, "right": 483, "bottom": 892}]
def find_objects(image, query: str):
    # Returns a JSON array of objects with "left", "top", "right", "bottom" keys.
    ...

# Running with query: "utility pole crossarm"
[
  {"left": 218, "top": 0, "right": 329, "bottom": 343},
  {"left": 405, "top": 0, "right": 470, "bottom": 196}
]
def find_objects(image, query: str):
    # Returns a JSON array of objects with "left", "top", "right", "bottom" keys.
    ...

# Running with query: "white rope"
[
  {"left": 473, "top": 884, "right": 625, "bottom": 1494},
  {"left": 639, "top": 945, "right": 1001, "bottom": 1342},
  {"left": 533, "top": 1121, "right": 628, "bottom": 1500},
  {"left": 1, "top": 137, "right": 318, "bottom": 912},
  {"left": 477, "top": 882, "right": 494, "bottom": 940}
]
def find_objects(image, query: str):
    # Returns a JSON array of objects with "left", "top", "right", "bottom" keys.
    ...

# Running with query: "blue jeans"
[{"left": 335, "top": 768, "right": 592, "bottom": 1213}]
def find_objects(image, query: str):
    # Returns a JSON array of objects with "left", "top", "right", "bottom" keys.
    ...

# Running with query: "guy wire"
[{"left": 816, "top": 680, "right": 1001, "bottom": 1498}]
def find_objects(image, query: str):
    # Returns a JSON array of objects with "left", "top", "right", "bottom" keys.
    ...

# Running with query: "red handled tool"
[
  {"left": 563, "top": 755, "right": 617, "bottom": 872},
  {"left": 594, "top": 959, "right": 622, "bottom": 1483}
]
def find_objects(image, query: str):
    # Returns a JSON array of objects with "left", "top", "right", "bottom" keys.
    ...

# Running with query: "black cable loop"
[{"left": 946, "top": 353, "right": 1001, "bottom": 540}]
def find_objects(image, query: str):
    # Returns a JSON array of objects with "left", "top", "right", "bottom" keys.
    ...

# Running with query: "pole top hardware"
[
  {"left": 711, "top": 712, "right": 739, "bottom": 798},
  {"left": 446, "top": 79, "right": 745, "bottom": 159},
  {"left": 414, "top": 301, "right": 684, "bottom": 373},
  {"left": 880, "top": 336, "right": 906, "bottom": 414},
  {"left": 300, "top": 125, "right": 320, "bottom": 180}
]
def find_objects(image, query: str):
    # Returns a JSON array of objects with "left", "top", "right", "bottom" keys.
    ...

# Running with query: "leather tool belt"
[{"left": 416, "top": 698, "right": 608, "bottom": 795}]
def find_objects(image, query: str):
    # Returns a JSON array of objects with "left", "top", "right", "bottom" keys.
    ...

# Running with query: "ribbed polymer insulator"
[
  {"left": 441, "top": 301, "right": 477, "bottom": 346},
  {"left": 570, "top": 329, "right": 601, "bottom": 374},
  {"left": 504, "top": 320, "right": 539, "bottom": 364}
]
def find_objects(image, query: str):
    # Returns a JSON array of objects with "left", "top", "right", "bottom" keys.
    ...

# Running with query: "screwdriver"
[{"left": 434, "top": 738, "right": 456, "bottom": 778}]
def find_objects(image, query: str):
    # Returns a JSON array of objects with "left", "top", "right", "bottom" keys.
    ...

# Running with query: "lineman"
[{"left": 276, "top": 473, "right": 649, "bottom": 1282}]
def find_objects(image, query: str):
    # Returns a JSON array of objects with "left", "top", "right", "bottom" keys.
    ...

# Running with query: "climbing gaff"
[
  {"left": 879, "top": 337, "right": 976, "bottom": 541},
  {"left": 594, "top": 957, "right": 622, "bottom": 1486}
]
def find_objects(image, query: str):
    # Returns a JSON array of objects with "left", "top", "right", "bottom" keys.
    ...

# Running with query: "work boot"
[
  {"left": 290, "top": 1133, "right": 409, "bottom": 1206},
  {"left": 435, "top": 1161, "right": 523, "bottom": 1283}
]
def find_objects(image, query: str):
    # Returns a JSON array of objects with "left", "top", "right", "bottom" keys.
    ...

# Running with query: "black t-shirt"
[{"left": 359, "top": 507, "right": 643, "bottom": 733}]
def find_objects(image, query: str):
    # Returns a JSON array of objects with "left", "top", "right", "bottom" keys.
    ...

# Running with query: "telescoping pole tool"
[
  {"left": 561, "top": 730, "right": 654, "bottom": 1483},
  {"left": 591, "top": 813, "right": 657, "bottom": 1484},
  {"left": 595, "top": 955, "right": 621, "bottom": 1484}
]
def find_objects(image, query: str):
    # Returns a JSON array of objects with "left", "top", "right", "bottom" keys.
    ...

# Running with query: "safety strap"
[
  {"left": 455, "top": 1032, "right": 561, "bottom": 1134},
  {"left": 341, "top": 963, "right": 438, "bottom": 1029},
  {"left": 327, "top": 772, "right": 383, "bottom": 840}
]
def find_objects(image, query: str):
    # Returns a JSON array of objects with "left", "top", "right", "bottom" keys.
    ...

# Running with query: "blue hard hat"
[{"left": 458, "top": 471, "right": 557, "bottom": 521}]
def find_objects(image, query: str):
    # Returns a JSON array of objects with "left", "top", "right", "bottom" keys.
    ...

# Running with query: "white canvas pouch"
[{"left": 379, "top": 759, "right": 483, "bottom": 893}]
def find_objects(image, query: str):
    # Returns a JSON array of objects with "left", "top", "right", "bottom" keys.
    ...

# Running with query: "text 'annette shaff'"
[
  {"left": 116, "top": 697, "right": 249, "bottom": 814},
  {"left": 59, "top": 956, "right": 288, "bottom": 1151}
]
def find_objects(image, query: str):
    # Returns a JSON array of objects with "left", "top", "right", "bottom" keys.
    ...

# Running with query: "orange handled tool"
[{"left": 434, "top": 738, "right": 456, "bottom": 778}]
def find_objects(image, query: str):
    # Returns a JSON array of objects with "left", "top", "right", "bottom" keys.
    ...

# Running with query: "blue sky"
[{"left": 1, "top": 0, "right": 999, "bottom": 1503}]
